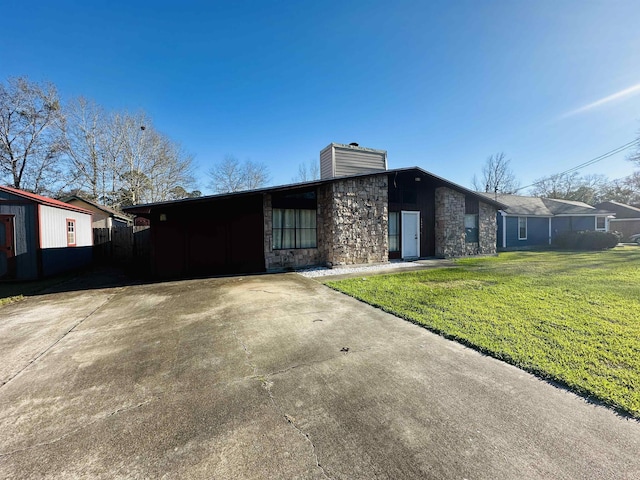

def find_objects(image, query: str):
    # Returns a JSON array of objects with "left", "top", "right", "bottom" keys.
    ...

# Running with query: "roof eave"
[{"left": 123, "top": 166, "right": 507, "bottom": 212}]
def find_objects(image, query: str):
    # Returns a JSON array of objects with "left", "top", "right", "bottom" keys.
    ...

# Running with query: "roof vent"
[{"left": 349, "top": 142, "right": 359, "bottom": 147}]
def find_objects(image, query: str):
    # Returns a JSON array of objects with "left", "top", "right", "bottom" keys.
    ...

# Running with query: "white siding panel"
[
  {"left": 39, "top": 205, "right": 93, "bottom": 248},
  {"left": 75, "top": 212, "right": 93, "bottom": 246},
  {"left": 320, "top": 145, "right": 334, "bottom": 179},
  {"left": 334, "top": 148, "right": 386, "bottom": 177}
]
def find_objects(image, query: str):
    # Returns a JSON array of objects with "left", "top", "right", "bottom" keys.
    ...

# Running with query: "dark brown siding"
[
  {"left": 150, "top": 195, "right": 265, "bottom": 278},
  {"left": 388, "top": 172, "right": 436, "bottom": 258}
]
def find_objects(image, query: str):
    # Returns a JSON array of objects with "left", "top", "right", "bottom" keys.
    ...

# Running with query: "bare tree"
[
  {"left": 292, "top": 158, "right": 320, "bottom": 182},
  {"left": 628, "top": 136, "right": 640, "bottom": 166},
  {"left": 114, "top": 112, "right": 194, "bottom": 206},
  {"left": 240, "top": 160, "right": 269, "bottom": 190},
  {"left": 531, "top": 172, "right": 609, "bottom": 204},
  {"left": 1, "top": 77, "right": 195, "bottom": 203},
  {"left": 472, "top": 152, "right": 520, "bottom": 194},
  {"left": 207, "top": 155, "right": 270, "bottom": 193},
  {"left": 624, "top": 137, "right": 640, "bottom": 203},
  {"left": 599, "top": 176, "right": 640, "bottom": 204},
  {"left": 144, "top": 136, "right": 195, "bottom": 203},
  {"left": 0, "top": 77, "right": 65, "bottom": 194},
  {"left": 59, "top": 97, "right": 108, "bottom": 200}
]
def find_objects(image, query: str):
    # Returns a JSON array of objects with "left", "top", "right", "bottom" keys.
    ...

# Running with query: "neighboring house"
[
  {"left": 124, "top": 143, "right": 504, "bottom": 278},
  {"left": 479, "top": 193, "right": 614, "bottom": 250},
  {"left": 594, "top": 201, "right": 640, "bottom": 241},
  {"left": 62, "top": 195, "right": 132, "bottom": 228},
  {"left": 0, "top": 186, "right": 93, "bottom": 280}
]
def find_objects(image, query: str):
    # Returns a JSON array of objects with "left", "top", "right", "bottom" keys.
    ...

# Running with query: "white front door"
[{"left": 401, "top": 211, "right": 420, "bottom": 259}]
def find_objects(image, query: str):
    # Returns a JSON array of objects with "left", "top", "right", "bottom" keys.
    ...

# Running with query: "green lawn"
[{"left": 326, "top": 248, "right": 640, "bottom": 418}]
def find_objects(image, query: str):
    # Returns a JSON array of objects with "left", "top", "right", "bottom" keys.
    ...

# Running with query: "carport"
[{"left": 128, "top": 193, "right": 265, "bottom": 278}]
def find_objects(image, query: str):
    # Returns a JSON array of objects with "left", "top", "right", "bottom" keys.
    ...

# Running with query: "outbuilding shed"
[
  {"left": 62, "top": 195, "right": 132, "bottom": 228},
  {"left": 0, "top": 186, "right": 93, "bottom": 280}
]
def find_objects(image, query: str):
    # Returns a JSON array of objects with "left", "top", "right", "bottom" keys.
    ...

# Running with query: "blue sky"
[{"left": 2, "top": 0, "right": 640, "bottom": 193}]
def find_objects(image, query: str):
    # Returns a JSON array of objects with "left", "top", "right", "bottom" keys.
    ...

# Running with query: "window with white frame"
[
  {"left": 596, "top": 216, "right": 606, "bottom": 231},
  {"left": 518, "top": 217, "right": 527, "bottom": 240},
  {"left": 67, "top": 219, "right": 76, "bottom": 246}
]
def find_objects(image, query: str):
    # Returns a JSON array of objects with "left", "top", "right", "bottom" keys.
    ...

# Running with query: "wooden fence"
[{"left": 93, "top": 226, "right": 151, "bottom": 270}]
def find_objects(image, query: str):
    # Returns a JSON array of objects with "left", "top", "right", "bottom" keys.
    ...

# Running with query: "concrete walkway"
[{"left": 0, "top": 272, "right": 638, "bottom": 479}]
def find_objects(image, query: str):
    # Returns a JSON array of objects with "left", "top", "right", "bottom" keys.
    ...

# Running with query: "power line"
[{"left": 516, "top": 138, "right": 640, "bottom": 192}]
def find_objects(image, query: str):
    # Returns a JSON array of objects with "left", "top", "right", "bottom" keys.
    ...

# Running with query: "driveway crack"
[
  {"left": 232, "top": 330, "right": 332, "bottom": 480},
  {"left": 1, "top": 293, "right": 117, "bottom": 389},
  {"left": 262, "top": 379, "right": 333, "bottom": 480},
  {"left": 0, "top": 399, "right": 152, "bottom": 457},
  {"left": 232, "top": 329, "right": 258, "bottom": 376}
]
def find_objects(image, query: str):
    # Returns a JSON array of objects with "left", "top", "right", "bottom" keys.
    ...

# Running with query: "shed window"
[
  {"left": 273, "top": 209, "right": 317, "bottom": 249},
  {"left": 596, "top": 217, "right": 606, "bottom": 231},
  {"left": 67, "top": 219, "right": 76, "bottom": 246},
  {"left": 518, "top": 217, "right": 527, "bottom": 240},
  {"left": 388, "top": 212, "right": 400, "bottom": 252},
  {"left": 465, "top": 196, "right": 479, "bottom": 243}
]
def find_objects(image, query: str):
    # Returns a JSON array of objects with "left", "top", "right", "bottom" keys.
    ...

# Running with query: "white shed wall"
[{"left": 39, "top": 205, "right": 93, "bottom": 248}]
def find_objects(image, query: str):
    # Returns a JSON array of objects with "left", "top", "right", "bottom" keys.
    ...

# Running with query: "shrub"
[{"left": 553, "top": 230, "right": 619, "bottom": 250}]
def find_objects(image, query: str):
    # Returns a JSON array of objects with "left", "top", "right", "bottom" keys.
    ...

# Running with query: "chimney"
[{"left": 319, "top": 143, "right": 387, "bottom": 180}]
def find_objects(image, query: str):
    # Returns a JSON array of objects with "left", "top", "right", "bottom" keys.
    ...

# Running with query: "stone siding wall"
[
  {"left": 476, "top": 201, "right": 498, "bottom": 254},
  {"left": 263, "top": 194, "right": 324, "bottom": 271},
  {"left": 435, "top": 187, "right": 497, "bottom": 257},
  {"left": 316, "top": 185, "right": 334, "bottom": 264},
  {"left": 323, "top": 176, "right": 389, "bottom": 266},
  {"left": 435, "top": 187, "right": 466, "bottom": 257}
]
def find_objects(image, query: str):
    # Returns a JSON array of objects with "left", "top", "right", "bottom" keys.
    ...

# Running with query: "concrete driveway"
[{"left": 1, "top": 272, "right": 638, "bottom": 479}]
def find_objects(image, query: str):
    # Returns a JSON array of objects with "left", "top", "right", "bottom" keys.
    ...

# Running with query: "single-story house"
[
  {"left": 479, "top": 193, "right": 614, "bottom": 250},
  {"left": 0, "top": 186, "right": 93, "bottom": 280},
  {"left": 124, "top": 143, "right": 504, "bottom": 278},
  {"left": 594, "top": 201, "right": 640, "bottom": 241},
  {"left": 62, "top": 195, "right": 133, "bottom": 228}
]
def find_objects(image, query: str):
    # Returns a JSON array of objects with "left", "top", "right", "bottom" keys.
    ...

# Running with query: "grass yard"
[{"left": 326, "top": 248, "right": 640, "bottom": 418}]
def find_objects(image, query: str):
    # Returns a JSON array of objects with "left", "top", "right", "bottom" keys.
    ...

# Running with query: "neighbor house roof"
[
  {"left": 0, "top": 185, "right": 93, "bottom": 215},
  {"left": 62, "top": 195, "right": 132, "bottom": 222},
  {"left": 124, "top": 167, "right": 507, "bottom": 214},
  {"left": 477, "top": 193, "right": 613, "bottom": 216},
  {"left": 594, "top": 201, "right": 640, "bottom": 219}
]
